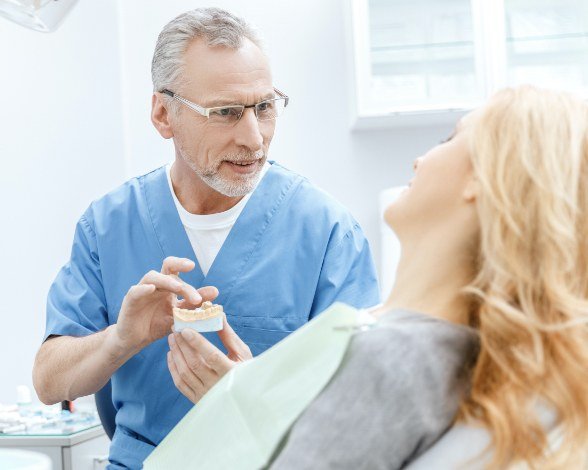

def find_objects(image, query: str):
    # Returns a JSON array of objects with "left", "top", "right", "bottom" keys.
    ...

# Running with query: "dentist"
[{"left": 33, "top": 7, "right": 379, "bottom": 469}]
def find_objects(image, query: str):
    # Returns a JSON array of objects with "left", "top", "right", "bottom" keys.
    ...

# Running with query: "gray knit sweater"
[{"left": 270, "top": 309, "right": 480, "bottom": 469}]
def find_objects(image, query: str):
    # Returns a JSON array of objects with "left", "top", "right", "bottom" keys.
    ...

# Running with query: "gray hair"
[{"left": 151, "top": 7, "right": 263, "bottom": 98}]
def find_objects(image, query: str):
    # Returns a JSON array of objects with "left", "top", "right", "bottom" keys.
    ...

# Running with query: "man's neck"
[
  {"left": 170, "top": 160, "right": 245, "bottom": 215},
  {"left": 373, "top": 231, "right": 475, "bottom": 325}
]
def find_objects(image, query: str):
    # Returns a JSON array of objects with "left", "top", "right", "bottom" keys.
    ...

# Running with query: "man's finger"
[
  {"left": 141, "top": 270, "right": 201, "bottom": 304},
  {"left": 140, "top": 270, "right": 182, "bottom": 292},
  {"left": 126, "top": 283, "right": 157, "bottom": 303},
  {"left": 167, "top": 351, "right": 200, "bottom": 404},
  {"left": 197, "top": 286, "right": 219, "bottom": 302},
  {"left": 167, "top": 335, "right": 208, "bottom": 394},
  {"left": 218, "top": 316, "right": 253, "bottom": 362},
  {"left": 177, "top": 328, "right": 234, "bottom": 377},
  {"left": 177, "top": 285, "right": 219, "bottom": 309},
  {"left": 161, "top": 256, "right": 195, "bottom": 275},
  {"left": 169, "top": 332, "right": 217, "bottom": 385}
]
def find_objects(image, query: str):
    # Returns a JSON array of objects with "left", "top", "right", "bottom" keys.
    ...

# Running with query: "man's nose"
[
  {"left": 234, "top": 107, "right": 264, "bottom": 151},
  {"left": 413, "top": 157, "right": 422, "bottom": 172}
]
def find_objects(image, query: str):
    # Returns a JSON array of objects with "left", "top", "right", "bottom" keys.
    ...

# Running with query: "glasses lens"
[
  {"left": 208, "top": 106, "right": 244, "bottom": 125},
  {"left": 256, "top": 99, "right": 286, "bottom": 121}
]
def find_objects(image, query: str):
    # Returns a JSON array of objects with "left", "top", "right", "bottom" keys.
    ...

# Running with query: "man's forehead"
[
  {"left": 184, "top": 38, "right": 270, "bottom": 79},
  {"left": 181, "top": 39, "right": 273, "bottom": 104},
  {"left": 181, "top": 78, "right": 273, "bottom": 105}
]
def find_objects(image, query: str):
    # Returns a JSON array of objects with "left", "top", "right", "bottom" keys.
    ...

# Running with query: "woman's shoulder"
[
  {"left": 347, "top": 309, "right": 480, "bottom": 388},
  {"left": 356, "top": 309, "right": 478, "bottom": 356}
]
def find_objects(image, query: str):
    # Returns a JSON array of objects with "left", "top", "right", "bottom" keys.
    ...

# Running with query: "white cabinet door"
[
  {"left": 63, "top": 434, "right": 110, "bottom": 470},
  {"left": 350, "top": 0, "right": 588, "bottom": 127}
]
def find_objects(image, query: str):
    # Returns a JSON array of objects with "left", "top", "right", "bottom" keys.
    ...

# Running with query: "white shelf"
[{"left": 351, "top": 107, "right": 471, "bottom": 130}]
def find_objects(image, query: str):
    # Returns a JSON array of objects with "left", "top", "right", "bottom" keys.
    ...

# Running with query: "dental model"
[{"left": 173, "top": 301, "right": 224, "bottom": 333}]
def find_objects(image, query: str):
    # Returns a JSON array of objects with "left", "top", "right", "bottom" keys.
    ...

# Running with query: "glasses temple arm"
[{"left": 274, "top": 87, "right": 289, "bottom": 107}]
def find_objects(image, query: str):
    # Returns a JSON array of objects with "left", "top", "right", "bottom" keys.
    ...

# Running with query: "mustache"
[{"left": 222, "top": 150, "right": 265, "bottom": 163}]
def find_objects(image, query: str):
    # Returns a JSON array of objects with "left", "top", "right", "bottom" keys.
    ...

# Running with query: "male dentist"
[{"left": 33, "top": 7, "right": 379, "bottom": 469}]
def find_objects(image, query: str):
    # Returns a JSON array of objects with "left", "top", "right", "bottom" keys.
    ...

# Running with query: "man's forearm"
[{"left": 33, "top": 325, "right": 140, "bottom": 404}]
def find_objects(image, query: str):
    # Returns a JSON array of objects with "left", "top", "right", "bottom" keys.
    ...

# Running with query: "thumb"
[
  {"left": 197, "top": 285, "right": 219, "bottom": 303},
  {"left": 217, "top": 315, "right": 252, "bottom": 361}
]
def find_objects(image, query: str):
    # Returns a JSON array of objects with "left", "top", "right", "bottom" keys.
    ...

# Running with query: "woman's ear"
[
  {"left": 462, "top": 177, "right": 479, "bottom": 203},
  {"left": 151, "top": 93, "right": 174, "bottom": 139}
]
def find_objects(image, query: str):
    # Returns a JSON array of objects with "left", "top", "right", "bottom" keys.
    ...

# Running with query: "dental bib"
[{"left": 144, "top": 302, "right": 365, "bottom": 470}]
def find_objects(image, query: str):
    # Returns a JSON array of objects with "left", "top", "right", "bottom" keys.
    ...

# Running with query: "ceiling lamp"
[{"left": 0, "top": 0, "right": 79, "bottom": 32}]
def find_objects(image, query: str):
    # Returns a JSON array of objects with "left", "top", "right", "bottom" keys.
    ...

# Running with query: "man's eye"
[
  {"left": 212, "top": 107, "right": 240, "bottom": 117},
  {"left": 257, "top": 101, "right": 272, "bottom": 112}
]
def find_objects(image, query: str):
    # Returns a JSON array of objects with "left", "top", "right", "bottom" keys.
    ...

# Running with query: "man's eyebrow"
[
  {"left": 205, "top": 97, "right": 241, "bottom": 107},
  {"left": 206, "top": 92, "right": 276, "bottom": 107}
]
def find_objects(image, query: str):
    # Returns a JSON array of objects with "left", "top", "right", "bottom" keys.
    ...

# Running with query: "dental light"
[{"left": 0, "top": 0, "right": 79, "bottom": 32}]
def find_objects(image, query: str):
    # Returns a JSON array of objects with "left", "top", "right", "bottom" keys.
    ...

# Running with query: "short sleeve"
[
  {"left": 44, "top": 213, "right": 109, "bottom": 341},
  {"left": 309, "top": 223, "right": 380, "bottom": 319}
]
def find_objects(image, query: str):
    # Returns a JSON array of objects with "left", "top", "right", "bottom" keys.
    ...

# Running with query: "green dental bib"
[{"left": 144, "top": 302, "right": 363, "bottom": 470}]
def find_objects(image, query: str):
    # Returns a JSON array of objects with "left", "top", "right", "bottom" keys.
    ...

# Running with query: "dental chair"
[
  {"left": 406, "top": 409, "right": 562, "bottom": 469},
  {"left": 405, "top": 422, "right": 492, "bottom": 469}
]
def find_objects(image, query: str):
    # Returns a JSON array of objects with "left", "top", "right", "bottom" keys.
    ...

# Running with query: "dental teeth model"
[{"left": 173, "top": 301, "right": 224, "bottom": 333}]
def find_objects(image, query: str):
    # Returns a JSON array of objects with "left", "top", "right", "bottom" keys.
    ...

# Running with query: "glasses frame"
[{"left": 160, "top": 88, "right": 289, "bottom": 123}]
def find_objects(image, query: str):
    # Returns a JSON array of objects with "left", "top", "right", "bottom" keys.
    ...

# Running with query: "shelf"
[
  {"left": 371, "top": 40, "right": 474, "bottom": 52},
  {"left": 351, "top": 107, "right": 473, "bottom": 130},
  {"left": 507, "top": 50, "right": 588, "bottom": 66},
  {"left": 372, "top": 59, "right": 475, "bottom": 75},
  {"left": 506, "top": 32, "right": 588, "bottom": 43}
]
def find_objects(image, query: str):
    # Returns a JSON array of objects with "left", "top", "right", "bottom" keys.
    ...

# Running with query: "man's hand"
[
  {"left": 167, "top": 316, "right": 253, "bottom": 403},
  {"left": 112, "top": 256, "right": 218, "bottom": 355}
]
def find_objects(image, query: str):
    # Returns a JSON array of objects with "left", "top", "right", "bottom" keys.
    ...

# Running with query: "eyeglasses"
[{"left": 160, "top": 88, "right": 289, "bottom": 126}]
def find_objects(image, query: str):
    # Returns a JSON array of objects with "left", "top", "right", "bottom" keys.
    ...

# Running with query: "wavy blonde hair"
[{"left": 459, "top": 86, "right": 588, "bottom": 468}]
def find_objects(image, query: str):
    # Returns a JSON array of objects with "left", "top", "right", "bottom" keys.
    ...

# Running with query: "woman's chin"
[{"left": 383, "top": 201, "right": 402, "bottom": 234}]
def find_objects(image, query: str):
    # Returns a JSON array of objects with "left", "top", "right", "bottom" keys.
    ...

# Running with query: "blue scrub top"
[{"left": 44, "top": 162, "right": 380, "bottom": 469}]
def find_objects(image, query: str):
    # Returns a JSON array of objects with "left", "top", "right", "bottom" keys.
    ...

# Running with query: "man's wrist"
[{"left": 103, "top": 324, "right": 144, "bottom": 366}]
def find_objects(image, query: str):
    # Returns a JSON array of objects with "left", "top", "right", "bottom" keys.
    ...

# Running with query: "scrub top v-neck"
[{"left": 44, "top": 161, "right": 380, "bottom": 469}]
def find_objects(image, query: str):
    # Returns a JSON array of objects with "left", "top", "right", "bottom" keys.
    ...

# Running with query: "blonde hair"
[{"left": 460, "top": 86, "right": 588, "bottom": 468}]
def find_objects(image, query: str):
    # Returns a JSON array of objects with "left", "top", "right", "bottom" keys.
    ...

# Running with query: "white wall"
[
  {"left": 0, "top": 0, "right": 126, "bottom": 403},
  {"left": 0, "top": 0, "right": 455, "bottom": 404}
]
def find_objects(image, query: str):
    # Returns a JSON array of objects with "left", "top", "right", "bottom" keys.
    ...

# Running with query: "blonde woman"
[{"left": 270, "top": 86, "right": 588, "bottom": 469}]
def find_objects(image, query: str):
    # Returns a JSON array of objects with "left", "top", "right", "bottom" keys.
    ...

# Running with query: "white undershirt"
[{"left": 165, "top": 162, "right": 270, "bottom": 276}]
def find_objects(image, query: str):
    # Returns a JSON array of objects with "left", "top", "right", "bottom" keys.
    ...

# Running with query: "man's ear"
[
  {"left": 463, "top": 177, "right": 479, "bottom": 203},
  {"left": 151, "top": 93, "right": 174, "bottom": 139}
]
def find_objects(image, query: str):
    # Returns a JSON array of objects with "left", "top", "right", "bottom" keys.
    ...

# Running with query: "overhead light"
[{"left": 0, "top": 0, "right": 79, "bottom": 32}]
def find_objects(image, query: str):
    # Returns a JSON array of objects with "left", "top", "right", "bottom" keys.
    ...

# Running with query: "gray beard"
[
  {"left": 181, "top": 151, "right": 266, "bottom": 197},
  {"left": 200, "top": 166, "right": 262, "bottom": 197}
]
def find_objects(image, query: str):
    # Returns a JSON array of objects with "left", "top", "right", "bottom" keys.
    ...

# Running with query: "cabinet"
[
  {"left": 349, "top": 0, "right": 588, "bottom": 128},
  {"left": 0, "top": 426, "right": 109, "bottom": 470}
]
